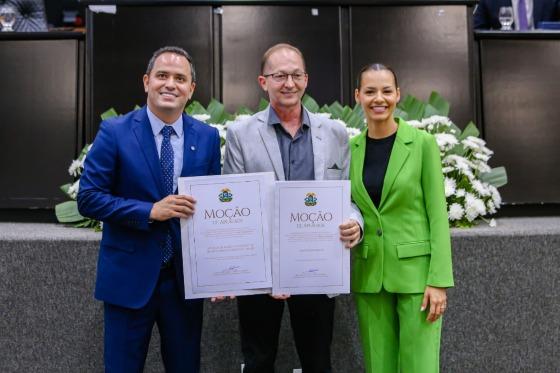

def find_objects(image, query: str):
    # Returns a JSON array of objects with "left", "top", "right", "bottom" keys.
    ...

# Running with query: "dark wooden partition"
[
  {"left": 477, "top": 31, "right": 560, "bottom": 204},
  {"left": 86, "top": 1, "right": 476, "bottom": 131},
  {"left": 1, "top": 1, "right": 481, "bottom": 210},
  {"left": 86, "top": 5, "right": 214, "bottom": 137},
  {"left": 221, "top": 5, "right": 344, "bottom": 112},
  {"left": 351, "top": 5, "right": 475, "bottom": 128},
  {"left": 0, "top": 33, "right": 84, "bottom": 209}
]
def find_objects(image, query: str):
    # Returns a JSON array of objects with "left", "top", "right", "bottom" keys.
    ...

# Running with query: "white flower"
[
  {"left": 192, "top": 114, "right": 211, "bottom": 122},
  {"left": 464, "top": 136, "right": 486, "bottom": 147},
  {"left": 472, "top": 160, "right": 491, "bottom": 173},
  {"left": 407, "top": 120, "right": 424, "bottom": 129},
  {"left": 489, "top": 185, "right": 502, "bottom": 209},
  {"left": 471, "top": 179, "right": 491, "bottom": 197},
  {"left": 461, "top": 139, "right": 480, "bottom": 151},
  {"left": 443, "top": 155, "right": 472, "bottom": 171},
  {"left": 448, "top": 203, "right": 464, "bottom": 220},
  {"left": 422, "top": 115, "right": 454, "bottom": 128},
  {"left": 462, "top": 136, "right": 490, "bottom": 153},
  {"left": 224, "top": 120, "right": 237, "bottom": 127},
  {"left": 487, "top": 199, "right": 497, "bottom": 214},
  {"left": 465, "top": 192, "right": 486, "bottom": 221},
  {"left": 479, "top": 145, "right": 494, "bottom": 156},
  {"left": 316, "top": 112, "right": 332, "bottom": 119},
  {"left": 444, "top": 177, "right": 456, "bottom": 197},
  {"left": 346, "top": 127, "right": 361, "bottom": 138},
  {"left": 442, "top": 166, "right": 454, "bottom": 174},
  {"left": 334, "top": 119, "right": 349, "bottom": 128},
  {"left": 208, "top": 123, "right": 227, "bottom": 140},
  {"left": 474, "top": 152, "right": 490, "bottom": 162},
  {"left": 68, "top": 159, "right": 82, "bottom": 177},
  {"left": 455, "top": 188, "right": 466, "bottom": 197},
  {"left": 434, "top": 133, "right": 458, "bottom": 151},
  {"left": 234, "top": 114, "right": 251, "bottom": 121},
  {"left": 443, "top": 155, "right": 475, "bottom": 179},
  {"left": 489, "top": 218, "right": 497, "bottom": 227},
  {"left": 67, "top": 180, "right": 80, "bottom": 199},
  {"left": 464, "top": 169, "right": 475, "bottom": 180}
]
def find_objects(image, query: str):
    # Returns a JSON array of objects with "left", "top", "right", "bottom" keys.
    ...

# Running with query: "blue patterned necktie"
[
  {"left": 160, "top": 125, "right": 175, "bottom": 264},
  {"left": 518, "top": 0, "right": 529, "bottom": 30}
]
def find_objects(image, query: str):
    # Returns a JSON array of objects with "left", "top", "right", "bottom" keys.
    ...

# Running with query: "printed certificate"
[
  {"left": 273, "top": 181, "right": 351, "bottom": 295},
  {"left": 179, "top": 172, "right": 275, "bottom": 299}
]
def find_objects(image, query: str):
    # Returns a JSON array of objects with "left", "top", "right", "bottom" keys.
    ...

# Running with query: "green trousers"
[{"left": 354, "top": 289, "right": 442, "bottom": 373}]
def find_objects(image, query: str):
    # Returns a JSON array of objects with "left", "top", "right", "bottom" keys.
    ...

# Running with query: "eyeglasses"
[{"left": 263, "top": 71, "right": 307, "bottom": 83}]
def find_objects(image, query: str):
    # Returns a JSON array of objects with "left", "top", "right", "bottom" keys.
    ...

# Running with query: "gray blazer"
[{"left": 223, "top": 105, "right": 363, "bottom": 227}]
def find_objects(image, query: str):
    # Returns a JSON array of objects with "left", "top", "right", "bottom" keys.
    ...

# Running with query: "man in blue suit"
[
  {"left": 78, "top": 46, "right": 221, "bottom": 372},
  {"left": 474, "top": 0, "right": 560, "bottom": 29}
]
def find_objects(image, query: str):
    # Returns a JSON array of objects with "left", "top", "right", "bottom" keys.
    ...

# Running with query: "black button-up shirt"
[{"left": 268, "top": 107, "right": 315, "bottom": 181}]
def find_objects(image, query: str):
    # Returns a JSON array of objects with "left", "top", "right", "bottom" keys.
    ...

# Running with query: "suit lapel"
[
  {"left": 257, "top": 108, "right": 286, "bottom": 180},
  {"left": 379, "top": 119, "right": 413, "bottom": 208},
  {"left": 351, "top": 131, "right": 378, "bottom": 215},
  {"left": 180, "top": 114, "right": 198, "bottom": 177},
  {"left": 308, "top": 111, "right": 325, "bottom": 181},
  {"left": 132, "top": 107, "right": 165, "bottom": 197}
]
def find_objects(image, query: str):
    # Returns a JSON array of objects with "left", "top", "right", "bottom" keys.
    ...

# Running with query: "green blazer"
[{"left": 350, "top": 118, "right": 454, "bottom": 294}]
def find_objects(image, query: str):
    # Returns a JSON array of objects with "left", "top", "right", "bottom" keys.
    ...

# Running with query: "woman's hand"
[{"left": 421, "top": 286, "right": 447, "bottom": 322}]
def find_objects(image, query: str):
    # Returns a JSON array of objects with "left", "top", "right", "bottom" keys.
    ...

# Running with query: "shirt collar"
[
  {"left": 267, "top": 105, "right": 310, "bottom": 129},
  {"left": 147, "top": 106, "right": 184, "bottom": 138}
]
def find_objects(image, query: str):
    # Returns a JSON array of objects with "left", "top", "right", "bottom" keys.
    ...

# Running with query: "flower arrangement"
[
  {"left": 55, "top": 144, "right": 102, "bottom": 230},
  {"left": 55, "top": 92, "right": 506, "bottom": 229},
  {"left": 407, "top": 116, "right": 504, "bottom": 227},
  {"left": 394, "top": 93, "right": 507, "bottom": 227}
]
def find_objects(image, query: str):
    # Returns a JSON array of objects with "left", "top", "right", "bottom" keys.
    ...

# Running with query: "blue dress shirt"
[{"left": 147, "top": 107, "right": 184, "bottom": 192}]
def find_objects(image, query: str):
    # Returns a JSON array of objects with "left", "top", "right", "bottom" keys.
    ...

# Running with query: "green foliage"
[
  {"left": 73, "top": 218, "right": 102, "bottom": 231},
  {"left": 100, "top": 108, "right": 119, "bottom": 120},
  {"left": 55, "top": 201, "right": 84, "bottom": 223},
  {"left": 302, "top": 95, "right": 320, "bottom": 113},
  {"left": 396, "top": 91, "right": 450, "bottom": 120},
  {"left": 60, "top": 183, "right": 71, "bottom": 197},
  {"left": 316, "top": 100, "right": 365, "bottom": 129},
  {"left": 480, "top": 166, "right": 508, "bottom": 188},
  {"left": 458, "top": 121, "right": 480, "bottom": 140},
  {"left": 235, "top": 106, "right": 254, "bottom": 116},
  {"left": 207, "top": 99, "right": 234, "bottom": 124},
  {"left": 258, "top": 98, "right": 269, "bottom": 111},
  {"left": 185, "top": 101, "right": 208, "bottom": 116},
  {"left": 428, "top": 91, "right": 450, "bottom": 117}
]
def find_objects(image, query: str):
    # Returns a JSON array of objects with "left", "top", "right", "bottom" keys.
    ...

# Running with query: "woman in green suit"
[{"left": 350, "top": 64, "right": 454, "bottom": 373}]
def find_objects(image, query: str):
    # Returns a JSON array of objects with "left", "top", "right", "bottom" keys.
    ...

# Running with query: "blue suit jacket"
[
  {"left": 474, "top": 0, "right": 560, "bottom": 29},
  {"left": 78, "top": 107, "right": 221, "bottom": 309}
]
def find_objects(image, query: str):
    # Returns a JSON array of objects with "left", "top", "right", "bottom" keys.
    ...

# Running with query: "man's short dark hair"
[{"left": 145, "top": 46, "right": 196, "bottom": 83}]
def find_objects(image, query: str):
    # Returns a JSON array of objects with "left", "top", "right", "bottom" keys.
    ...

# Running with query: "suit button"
[{"left": 376, "top": 229, "right": 382, "bottom": 237}]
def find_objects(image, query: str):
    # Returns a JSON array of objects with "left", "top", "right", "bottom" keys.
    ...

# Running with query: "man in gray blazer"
[{"left": 223, "top": 43, "right": 362, "bottom": 373}]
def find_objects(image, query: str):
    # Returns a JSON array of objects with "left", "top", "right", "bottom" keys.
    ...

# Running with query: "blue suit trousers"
[{"left": 104, "top": 268, "right": 203, "bottom": 373}]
